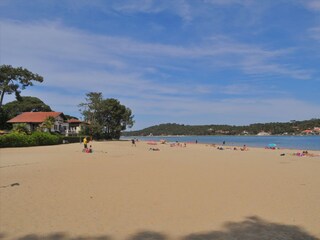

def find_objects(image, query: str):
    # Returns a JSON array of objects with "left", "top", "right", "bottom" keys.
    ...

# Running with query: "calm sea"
[{"left": 121, "top": 135, "right": 320, "bottom": 151}]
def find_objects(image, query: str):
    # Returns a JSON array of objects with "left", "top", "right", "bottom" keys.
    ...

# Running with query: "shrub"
[
  {"left": 0, "top": 132, "right": 63, "bottom": 148},
  {"left": 31, "top": 131, "right": 62, "bottom": 146},
  {"left": 0, "top": 132, "right": 30, "bottom": 147},
  {"left": 62, "top": 136, "right": 84, "bottom": 144},
  {"left": 12, "top": 123, "right": 30, "bottom": 135}
]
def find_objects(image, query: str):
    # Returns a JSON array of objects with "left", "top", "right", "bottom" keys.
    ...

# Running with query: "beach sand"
[{"left": 0, "top": 141, "right": 319, "bottom": 240}]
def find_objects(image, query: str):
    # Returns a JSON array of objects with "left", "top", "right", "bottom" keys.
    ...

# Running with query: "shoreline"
[
  {"left": 132, "top": 139, "right": 320, "bottom": 153},
  {"left": 122, "top": 135, "right": 320, "bottom": 151}
]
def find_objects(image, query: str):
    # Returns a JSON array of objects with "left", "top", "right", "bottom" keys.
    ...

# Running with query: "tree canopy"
[
  {"left": 0, "top": 65, "right": 43, "bottom": 108},
  {"left": 79, "top": 92, "right": 134, "bottom": 139},
  {"left": 0, "top": 96, "right": 52, "bottom": 130},
  {"left": 3, "top": 96, "right": 52, "bottom": 120}
]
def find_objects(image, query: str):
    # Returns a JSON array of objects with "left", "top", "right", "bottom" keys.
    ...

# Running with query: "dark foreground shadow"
[
  {"left": 128, "top": 231, "right": 167, "bottom": 240},
  {"left": 183, "top": 216, "right": 319, "bottom": 240},
  {"left": 8, "top": 232, "right": 111, "bottom": 240},
  {"left": 2, "top": 216, "right": 319, "bottom": 240}
]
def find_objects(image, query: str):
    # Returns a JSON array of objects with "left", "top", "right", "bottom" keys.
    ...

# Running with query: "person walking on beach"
[
  {"left": 131, "top": 139, "right": 136, "bottom": 147},
  {"left": 83, "top": 137, "right": 88, "bottom": 149}
]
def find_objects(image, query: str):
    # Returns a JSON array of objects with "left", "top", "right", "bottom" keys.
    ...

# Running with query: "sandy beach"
[{"left": 0, "top": 141, "right": 319, "bottom": 240}]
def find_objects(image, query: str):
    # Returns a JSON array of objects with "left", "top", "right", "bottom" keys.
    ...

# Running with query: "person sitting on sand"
[
  {"left": 240, "top": 145, "right": 248, "bottom": 151},
  {"left": 85, "top": 145, "right": 93, "bottom": 153}
]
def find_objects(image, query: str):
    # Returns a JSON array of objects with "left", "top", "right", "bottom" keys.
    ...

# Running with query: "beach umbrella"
[{"left": 268, "top": 143, "right": 277, "bottom": 148}]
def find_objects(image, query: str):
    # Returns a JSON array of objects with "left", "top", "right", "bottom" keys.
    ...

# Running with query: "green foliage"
[
  {"left": 79, "top": 92, "right": 134, "bottom": 140},
  {"left": 0, "top": 65, "right": 44, "bottom": 107},
  {"left": 122, "top": 119, "right": 320, "bottom": 136},
  {"left": 12, "top": 123, "right": 30, "bottom": 135},
  {"left": 0, "top": 108, "right": 10, "bottom": 130},
  {"left": 40, "top": 116, "right": 55, "bottom": 132},
  {"left": 3, "top": 96, "right": 52, "bottom": 120},
  {"left": 31, "top": 131, "right": 62, "bottom": 145},
  {"left": 62, "top": 136, "right": 84, "bottom": 143},
  {"left": 0, "top": 131, "right": 62, "bottom": 148}
]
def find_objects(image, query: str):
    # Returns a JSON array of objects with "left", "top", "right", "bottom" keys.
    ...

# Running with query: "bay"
[{"left": 121, "top": 135, "right": 320, "bottom": 151}]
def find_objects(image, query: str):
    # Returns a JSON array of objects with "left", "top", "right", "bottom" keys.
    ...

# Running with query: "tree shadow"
[
  {"left": 13, "top": 232, "right": 111, "bottom": 240},
  {"left": 183, "top": 216, "right": 319, "bottom": 240},
  {"left": 128, "top": 231, "right": 167, "bottom": 240},
  {"left": 3, "top": 216, "right": 319, "bottom": 240},
  {"left": 0, "top": 233, "right": 7, "bottom": 239}
]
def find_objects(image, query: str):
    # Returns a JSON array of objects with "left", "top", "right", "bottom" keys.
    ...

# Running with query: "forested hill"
[{"left": 122, "top": 119, "right": 320, "bottom": 136}]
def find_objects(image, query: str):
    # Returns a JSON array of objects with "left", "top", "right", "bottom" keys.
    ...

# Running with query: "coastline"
[
  {"left": 1, "top": 141, "right": 319, "bottom": 239},
  {"left": 122, "top": 135, "right": 320, "bottom": 151}
]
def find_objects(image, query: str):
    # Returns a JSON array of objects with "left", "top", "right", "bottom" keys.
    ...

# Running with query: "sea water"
[{"left": 121, "top": 135, "right": 320, "bottom": 151}]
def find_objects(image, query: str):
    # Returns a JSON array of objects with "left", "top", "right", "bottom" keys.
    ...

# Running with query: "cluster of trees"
[
  {"left": 122, "top": 119, "right": 320, "bottom": 136},
  {"left": 1, "top": 65, "right": 134, "bottom": 140},
  {"left": 79, "top": 92, "right": 134, "bottom": 139},
  {"left": 1, "top": 96, "right": 53, "bottom": 129},
  {"left": 1, "top": 65, "right": 46, "bottom": 129}
]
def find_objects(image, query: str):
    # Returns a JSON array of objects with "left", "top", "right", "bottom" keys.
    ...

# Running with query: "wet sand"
[{"left": 0, "top": 141, "right": 320, "bottom": 240}]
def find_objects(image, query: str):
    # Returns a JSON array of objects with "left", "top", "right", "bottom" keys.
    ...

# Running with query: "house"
[
  {"left": 313, "top": 127, "right": 320, "bottom": 134},
  {"left": 7, "top": 112, "right": 67, "bottom": 133},
  {"left": 257, "top": 131, "right": 271, "bottom": 136},
  {"left": 301, "top": 129, "right": 314, "bottom": 135},
  {"left": 66, "top": 118, "right": 88, "bottom": 136}
]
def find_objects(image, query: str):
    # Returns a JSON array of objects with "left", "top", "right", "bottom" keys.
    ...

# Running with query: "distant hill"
[{"left": 122, "top": 119, "right": 320, "bottom": 136}]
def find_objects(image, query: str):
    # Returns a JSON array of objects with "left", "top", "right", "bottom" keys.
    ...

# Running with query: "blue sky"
[{"left": 1, "top": 0, "right": 320, "bottom": 130}]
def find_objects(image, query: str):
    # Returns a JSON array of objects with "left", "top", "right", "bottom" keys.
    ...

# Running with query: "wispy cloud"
[
  {"left": 1, "top": 9, "right": 319, "bottom": 129},
  {"left": 302, "top": 0, "right": 320, "bottom": 11},
  {"left": 2, "top": 19, "right": 312, "bottom": 80},
  {"left": 309, "top": 26, "right": 320, "bottom": 41}
]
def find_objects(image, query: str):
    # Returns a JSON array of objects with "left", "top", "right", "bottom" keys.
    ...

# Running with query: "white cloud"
[
  {"left": 203, "top": 0, "right": 253, "bottom": 6},
  {"left": 304, "top": 0, "right": 320, "bottom": 11},
  {"left": 2, "top": 19, "right": 312, "bottom": 83},
  {"left": 309, "top": 27, "right": 320, "bottom": 41}
]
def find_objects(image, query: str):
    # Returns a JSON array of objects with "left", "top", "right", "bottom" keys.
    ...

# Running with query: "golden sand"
[{"left": 0, "top": 141, "right": 319, "bottom": 239}]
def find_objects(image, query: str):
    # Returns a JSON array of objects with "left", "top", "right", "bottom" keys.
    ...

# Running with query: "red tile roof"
[
  {"left": 67, "top": 118, "right": 82, "bottom": 123},
  {"left": 7, "top": 112, "right": 63, "bottom": 123}
]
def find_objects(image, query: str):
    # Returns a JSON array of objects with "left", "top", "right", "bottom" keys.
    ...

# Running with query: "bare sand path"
[{"left": 0, "top": 141, "right": 319, "bottom": 239}]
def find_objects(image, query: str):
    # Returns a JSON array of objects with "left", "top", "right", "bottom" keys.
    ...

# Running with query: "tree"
[
  {"left": 3, "top": 96, "right": 52, "bottom": 120},
  {"left": 100, "top": 98, "right": 134, "bottom": 139},
  {"left": 41, "top": 116, "right": 55, "bottom": 132},
  {"left": 0, "top": 65, "right": 43, "bottom": 108},
  {"left": 79, "top": 92, "right": 134, "bottom": 139},
  {"left": 0, "top": 108, "right": 10, "bottom": 130}
]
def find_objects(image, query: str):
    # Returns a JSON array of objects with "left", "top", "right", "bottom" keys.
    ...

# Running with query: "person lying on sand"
[
  {"left": 292, "top": 151, "right": 319, "bottom": 157},
  {"left": 149, "top": 148, "right": 160, "bottom": 151}
]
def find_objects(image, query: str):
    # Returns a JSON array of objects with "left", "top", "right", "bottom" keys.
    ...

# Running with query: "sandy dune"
[{"left": 0, "top": 141, "right": 319, "bottom": 240}]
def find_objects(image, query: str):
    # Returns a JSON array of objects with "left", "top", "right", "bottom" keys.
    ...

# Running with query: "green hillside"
[{"left": 122, "top": 119, "right": 320, "bottom": 136}]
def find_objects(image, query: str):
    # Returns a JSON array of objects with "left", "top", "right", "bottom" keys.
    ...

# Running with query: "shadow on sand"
[
  {"left": 183, "top": 216, "right": 319, "bottom": 240},
  {"left": 1, "top": 216, "right": 318, "bottom": 240}
]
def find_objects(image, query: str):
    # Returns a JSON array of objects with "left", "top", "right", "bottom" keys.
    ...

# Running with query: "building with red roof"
[
  {"left": 67, "top": 118, "right": 88, "bottom": 135},
  {"left": 7, "top": 112, "right": 87, "bottom": 135},
  {"left": 7, "top": 112, "right": 66, "bottom": 133}
]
